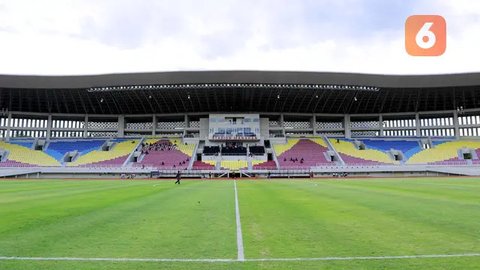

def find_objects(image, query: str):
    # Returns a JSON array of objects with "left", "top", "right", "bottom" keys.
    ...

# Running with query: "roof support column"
[
  {"left": 5, "top": 112, "right": 12, "bottom": 142},
  {"left": 280, "top": 114, "right": 285, "bottom": 137},
  {"left": 312, "top": 115, "right": 317, "bottom": 136},
  {"left": 83, "top": 115, "right": 88, "bottom": 138},
  {"left": 415, "top": 113, "right": 421, "bottom": 137},
  {"left": 184, "top": 114, "right": 188, "bottom": 137},
  {"left": 453, "top": 110, "right": 460, "bottom": 139},
  {"left": 379, "top": 115, "right": 384, "bottom": 137},
  {"left": 344, "top": 114, "right": 351, "bottom": 139},
  {"left": 118, "top": 115, "right": 125, "bottom": 137},
  {"left": 152, "top": 115, "right": 157, "bottom": 136},
  {"left": 46, "top": 114, "right": 52, "bottom": 140}
]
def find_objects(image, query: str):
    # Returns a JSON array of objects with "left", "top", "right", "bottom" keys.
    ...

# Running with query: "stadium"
[
  {"left": 1, "top": 71, "right": 480, "bottom": 270},
  {"left": 1, "top": 71, "right": 480, "bottom": 178}
]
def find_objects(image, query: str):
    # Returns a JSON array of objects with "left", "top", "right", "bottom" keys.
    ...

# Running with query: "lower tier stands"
[
  {"left": 46, "top": 140, "right": 105, "bottom": 161},
  {"left": 1, "top": 137, "right": 480, "bottom": 169},
  {"left": 475, "top": 149, "right": 480, "bottom": 164},
  {"left": 220, "top": 160, "right": 248, "bottom": 170},
  {"left": 68, "top": 139, "right": 138, "bottom": 167},
  {"left": 252, "top": 160, "right": 277, "bottom": 169},
  {"left": 361, "top": 139, "right": 422, "bottom": 160},
  {"left": 192, "top": 160, "right": 216, "bottom": 170},
  {"left": 0, "top": 160, "right": 34, "bottom": 167},
  {"left": 135, "top": 139, "right": 194, "bottom": 169},
  {"left": 0, "top": 141, "right": 60, "bottom": 167},
  {"left": 275, "top": 139, "right": 332, "bottom": 168},
  {"left": 407, "top": 140, "right": 480, "bottom": 164},
  {"left": 330, "top": 139, "right": 395, "bottom": 165}
]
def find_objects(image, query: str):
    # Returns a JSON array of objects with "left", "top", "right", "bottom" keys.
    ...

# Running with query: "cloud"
[{"left": 0, "top": 0, "right": 478, "bottom": 75}]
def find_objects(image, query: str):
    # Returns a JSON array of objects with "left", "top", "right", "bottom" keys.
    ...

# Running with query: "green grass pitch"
[{"left": 1, "top": 177, "right": 480, "bottom": 269}]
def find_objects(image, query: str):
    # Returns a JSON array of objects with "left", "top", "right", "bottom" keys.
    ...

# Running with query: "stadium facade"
[{"left": 0, "top": 71, "right": 480, "bottom": 178}]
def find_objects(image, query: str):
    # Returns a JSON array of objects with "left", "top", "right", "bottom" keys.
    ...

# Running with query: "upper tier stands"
[
  {"left": 330, "top": 139, "right": 395, "bottom": 165},
  {"left": 221, "top": 144, "right": 247, "bottom": 155},
  {"left": 203, "top": 146, "right": 220, "bottom": 155},
  {"left": 249, "top": 146, "right": 265, "bottom": 155},
  {"left": 275, "top": 139, "right": 331, "bottom": 168},
  {"left": 135, "top": 139, "right": 194, "bottom": 169}
]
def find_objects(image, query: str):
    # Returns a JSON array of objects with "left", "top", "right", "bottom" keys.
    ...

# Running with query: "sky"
[{"left": 0, "top": 0, "right": 479, "bottom": 75}]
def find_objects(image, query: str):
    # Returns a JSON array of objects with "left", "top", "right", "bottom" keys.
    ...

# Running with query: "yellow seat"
[
  {"left": 273, "top": 139, "right": 299, "bottom": 156},
  {"left": 0, "top": 141, "right": 60, "bottom": 166},
  {"left": 68, "top": 140, "right": 139, "bottom": 166},
  {"left": 407, "top": 140, "right": 480, "bottom": 164},
  {"left": 252, "top": 160, "right": 265, "bottom": 166},
  {"left": 171, "top": 139, "right": 195, "bottom": 156},
  {"left": 203, "top": 160, "right": 217, "bottom": 166},
  {"left": 329, "top": 139, "right": 394, "bottom": 164},
  {"left": 220, "top": 160, "right": 248, "bottom": 170}
]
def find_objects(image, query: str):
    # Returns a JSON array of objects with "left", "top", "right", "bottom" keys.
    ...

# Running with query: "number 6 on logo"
[{"left": 405, "top": 15, "right": 446, "bottom": 56}]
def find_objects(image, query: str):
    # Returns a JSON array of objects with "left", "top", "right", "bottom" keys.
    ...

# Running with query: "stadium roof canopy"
[{"left": 0, "top": 71, "right": 479, "bottom": 115}]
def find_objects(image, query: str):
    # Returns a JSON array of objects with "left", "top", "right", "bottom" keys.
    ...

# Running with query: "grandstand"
[{"left": 0, "top": 71, "right": 480, "bottom": 177}]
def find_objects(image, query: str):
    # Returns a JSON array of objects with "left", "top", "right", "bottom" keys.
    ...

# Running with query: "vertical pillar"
[
  {"left": 379, "top": 115, "right": 384, "bottom": 137},
  {"left": 184, "top": 114, "right": 189, "bottom": 137},
  {"left": 152, "top": 115, "right": 157, "bottom": 136},
  {"left": 83, "top": 115, "right": 88, "bottom": 138},
  {"left": 46, "top": 114, "right": 52, "bottom": 140},
  {"left": 5, "top": 112, "right": 12, "bottom": 142},
  {"left": 415, "top": 113, "right": 421, "bottom": 137},
  {"left": 453, "top": 110, "right": 460, "bottom": 139},
  {"left": 312, "top": 115, "right": 317, "bottom": 136},
  {"left": 118, "top": 115, "right": 125, "bottom": 137},
  {"left": 280, "top": 114, "right": 285, "bottom": 137},
  {"left": 344, "top": 114, "right": 351, "bottom": 139}
]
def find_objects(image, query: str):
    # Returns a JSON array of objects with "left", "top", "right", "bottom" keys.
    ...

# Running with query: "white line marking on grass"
[
  {"left": 0, "top": 256, "right": 236, "bottom": 263},
  {"left": 234, "top": 180, "right": 245, "bottom": 261},
  {"left": 1, "top": 253, "right": 479, "bottom": 263},
  {"left": 247, "top": 253, "right": 480, "bottom": 262}
]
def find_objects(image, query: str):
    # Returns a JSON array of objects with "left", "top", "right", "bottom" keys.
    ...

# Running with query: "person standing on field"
[{"left": 175, "top": 171, "right": 181, "bottom": 184}]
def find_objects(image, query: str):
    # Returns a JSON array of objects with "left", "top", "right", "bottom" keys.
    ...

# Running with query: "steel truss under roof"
[{"left": 0, "top": 71, "right": 479, "bottom": 115}]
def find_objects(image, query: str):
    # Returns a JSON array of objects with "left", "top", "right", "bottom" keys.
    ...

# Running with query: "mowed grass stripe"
[
  {"left": 329, "top": 178, "right": 480, "bottom": 205},
  {"left": 0, "top": 181, "right": 161, "bottom": 234},
  {"left": 238, "top": 180, "right": 409, "bottom": 258},
  {"left": 0, "top": 180, "right": 119, "bottom": 195},
  {"left": 0, "top": 180, "right": 236, "bottom": 259},
  {"left": 0, "top": 180, "right": 149, "bottom": 204},
  {"left": 317, "top": 179, "right": 480, "bottom": 241},
  {"left": 237, "top": 179, "right": 480, "bottom": 258},
  {"left": 301, "top": 180, "right": 480, "bottom": 253}
]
